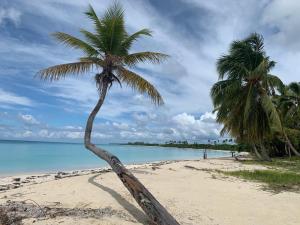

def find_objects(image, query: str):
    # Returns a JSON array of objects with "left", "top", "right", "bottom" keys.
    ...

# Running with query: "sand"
[{"left": 0, "top": 159, "right": 299, "bottom": 225}]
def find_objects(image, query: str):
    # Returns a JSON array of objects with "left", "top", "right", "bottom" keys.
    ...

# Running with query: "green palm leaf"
[
  {"left": 85, "top": 5, "right": 102, "bottom": 35},
  {"left": 124, "top": 52, "right": 168, "bottom": 67},
  {"left": 80, "top": 29, "right": 105, "bottom": 53},
  {"left": 121, "top": 29, "right": 152, "bottom": 52},
  {"left": 38, "top": 61, "right": 96, "bottom": 81},
  {"left": 116, "top": 67, "right": 163, "bottom": 105},
  {"left": 52, "top": 32, "right": 98, "bottom": 56}
]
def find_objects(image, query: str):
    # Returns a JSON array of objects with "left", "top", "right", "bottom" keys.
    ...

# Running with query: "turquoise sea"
[{"left": 0, "top": 140, "right": 231, "bottom": 175}]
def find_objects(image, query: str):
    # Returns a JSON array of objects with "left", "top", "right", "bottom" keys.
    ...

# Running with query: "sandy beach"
[{"left": 1, "top": 158, "right": 300, "bottom": 225}]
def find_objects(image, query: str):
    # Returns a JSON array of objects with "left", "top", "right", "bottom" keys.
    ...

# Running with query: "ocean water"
[{"left": 0, "top": 140, "right": 231, "bottom": 175}]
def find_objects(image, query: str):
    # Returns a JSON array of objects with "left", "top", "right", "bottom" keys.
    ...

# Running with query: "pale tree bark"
[
  {"left": 283, "top": 131, "right": 300, "bottom": 157},
  {"left": 252, "top": 144, "right": 263, "bottom": 160},
  {"left": 285, "top": 144, "right": 292, "bottom": 159},
  {"left": 84, "top": 81, "right": 180, "bottom": 225},
  {"left": 259, "top": 144, "right": 272, "bottom": 161}
]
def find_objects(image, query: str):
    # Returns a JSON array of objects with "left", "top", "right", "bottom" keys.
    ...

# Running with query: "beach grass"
[
  {"left": 222, "top": 157, "right": 300, "bottom": 192},
  {"left": 241, "top": 156, "right": 300, "bottom": 173},
  {"left": 224, "top": 169, "right": 300, "bottom": 192}
]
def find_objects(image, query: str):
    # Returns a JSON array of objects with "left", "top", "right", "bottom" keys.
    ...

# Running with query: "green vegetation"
[
  {"left": 242, "top": 156, "right": 300, "bottom": 173},
  {"left": 126, "top": 142, "right": 250, "bottom": 151},
  {"left": 211, "top": 33, "right": 300, "bottom": 161},
  {"left": 223, "top": 157, "right": 300, "bottom": 192},
  {"left": 224, "top": 170, "right": 300, "bottom": 192}
]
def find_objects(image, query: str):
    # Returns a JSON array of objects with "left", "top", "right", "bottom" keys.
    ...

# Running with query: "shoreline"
[
  {"left": 124, "top": 142, "right": 241, "bottom": 151},
  {"left": 0, "top": 150, "right": 240, "bottom": 178},
  {"left": 0, "top": 159, "right": 198, "bottom": 192},
  {"left": 0, "top": 151, "right": 249, "bottom": 192},
  {"left": 1, "top": 157, "right": 299, "bottom": 225}
]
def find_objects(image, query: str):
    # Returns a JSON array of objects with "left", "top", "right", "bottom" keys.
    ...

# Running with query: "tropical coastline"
[
  {"left": 1, "top": 1, "right": 300, "bottom": 225},
  {"left": 1, "top": 158, "right": 300, "bottom": 225},
  {"left": 125, "top": 142, "right": 246, "bottom": 151},
  {"left": 0, "top": 140, "right": 232, "bottom": 176}
]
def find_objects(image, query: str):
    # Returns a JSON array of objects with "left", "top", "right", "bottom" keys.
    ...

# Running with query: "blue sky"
[{"left": 0, "top": 0, "right": 299, "bottom": 143}]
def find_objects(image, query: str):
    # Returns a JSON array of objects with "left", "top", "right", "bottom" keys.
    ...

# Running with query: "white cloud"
[
  {"left": 262, "top": 0, "right": 300, "bottom": 50},
  {"left": 38, "top": 129, "right": 49, "bottom": 137},
  {"left": 173, "top": 113, "right": 196, "bottom": 126},
  {"left": 0, "top": 88, "right": 33, "bottom": 107},
  {"left": 1, "top": 0, "right": 300, "bottom": 143},
  {"left": 15, "top": 130, "right": 33, "bottom": 138},
  {"left": 172, "top": 112, "right": 221, "bottom": 140},
  {"left": 112, "top": 122, "right": 129, "bottom": 130},
  {"left": 18, "top": 114, "right": 40, "bottom": 125},
  {"left": 63, "top": 125, "right": 83, "bottom": 130}
]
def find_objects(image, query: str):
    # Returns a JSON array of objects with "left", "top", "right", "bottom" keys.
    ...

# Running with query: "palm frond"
[
  {"left": 85, "top": 5, "right": 102, "bottom": 35},
  {"left": 80, "top": 57, "right": 104, "bottom": 65},
  {"left": 261, "top": 93, "right": 282, "bottom": 131},
  {"left": 289, "top": 82, "right": 300, "bottom": 96},
  {"left": 121, "top": 29, "right": 152, "bottom": 52},
  {"left": 116, "top": 67, "right": 163, "bottom": 105},
  {"left": 37, "top": 61, "right": 96, "bottom": 81},
  {"left": 100, "top": 2, "right": 125, "bottom": 54},
  {"left": 80, "top": 29, "right": 105, "bottom": 53},
  {"left": 124, "top": 52, "right": 169, "bottom": 67},
  {"left": 52, "top": 32, "right": 98, "bottom": 56},
  {"left": 264, "top": 74, "right": 283, "bottom": 92},
  {"left": 245, "top": 33, "right": 264, "bottom": 53}
]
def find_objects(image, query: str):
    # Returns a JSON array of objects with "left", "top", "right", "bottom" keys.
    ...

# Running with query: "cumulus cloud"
[
  {"left": 0, "top": 110, "right": 222, "bottom": 143},
  {"left": 1, "top": 0, "right": 299, "bottom": 142},
  {"left": 172, "top": 112, "right": 221, "bottom": 140},
  {"left": 0, "top": 88, "right": 33, "bottom": 107}
]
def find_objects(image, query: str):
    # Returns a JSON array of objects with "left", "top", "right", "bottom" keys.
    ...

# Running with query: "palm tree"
[
  {"left": 38, "top": 3, "right": 179, "bottom": 225},
  {"left": 211, "top": 33, "right": 283, "bottom": 161},
  {"left": 279, "top": 82, "right": 300, "bottom": 120},
  {"left": 276, "top": 82, "right": 300, "bottom": 156}
]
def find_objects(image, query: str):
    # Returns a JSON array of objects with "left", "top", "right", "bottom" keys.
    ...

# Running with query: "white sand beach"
[{"left": 0, "top": 159, "right": 300, "bottom": 225}]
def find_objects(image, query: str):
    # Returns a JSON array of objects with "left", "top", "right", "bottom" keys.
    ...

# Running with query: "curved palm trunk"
[
  {"left": 283, "top": 131, "right": 300, "bottom": 156},
  {"left": 252, "top": 144, "right": 263, "bottom": 160},
  {"left": 285, "top": 144, "right": 292, "bottom": 159},
  {"left": 84, "top": 81, "right": 180, "bottom": 225}
]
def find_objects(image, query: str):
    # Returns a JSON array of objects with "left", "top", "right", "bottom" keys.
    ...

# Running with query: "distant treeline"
[{"left": 126, "top": 142, "right": 250, "bottom": 152}]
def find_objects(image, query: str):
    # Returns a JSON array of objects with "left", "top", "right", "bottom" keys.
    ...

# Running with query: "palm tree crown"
[
  {"left": 211, "top": 33, "right": 283, "bottom": 145},
  {"left": 38, "top": 3, "right": 167, "bottom": 105},
  {"left": 278, "top": 82, "right": 300, "bottom": 119}
]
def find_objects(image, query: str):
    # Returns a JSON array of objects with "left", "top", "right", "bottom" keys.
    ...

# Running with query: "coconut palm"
[
  {"left": 278, "top": 82, "right": 300, "bottom": 119},
  {"left": 211, "top": 33, "right": 283, "bottom": 161},
  {"left": 275, "top": 82, "right": 300, "bottom": 156},
  {"left": 38, "top": 3, "right": 180, "bottom": 225}
]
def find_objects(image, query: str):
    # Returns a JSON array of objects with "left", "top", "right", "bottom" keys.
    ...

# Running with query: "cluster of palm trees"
[{"left": 211, "top": 33, "right": 300, "bottom": 161}]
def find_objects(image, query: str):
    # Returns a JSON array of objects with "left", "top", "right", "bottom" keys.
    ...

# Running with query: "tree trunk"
[
  {"left": 252, "top": 144, "right": 262, "bottom": 160},
  {"left": 283, "top": 131, "right": 300, "bottom": 156},
  {"left": 259, "top": 144, "right": 272, "bottom": 161},
  {"left": 84, "top": 81, "right": 180, "bottom": 225},
  {"left": 285, "top": 144, "right": 292, "bottom": 159}
]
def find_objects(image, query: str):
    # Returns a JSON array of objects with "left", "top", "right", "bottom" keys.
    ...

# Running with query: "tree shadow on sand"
[{"left": 88, "top": 174, "right": 149, "bottom": 224}]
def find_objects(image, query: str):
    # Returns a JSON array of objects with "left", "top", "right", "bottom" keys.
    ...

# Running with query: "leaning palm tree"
[
  {"left": 211, "top": 33, "right": 283, "bottom": 161},
  {"left": 38, "top": 3, "right": 179, "bottom": 225}
]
